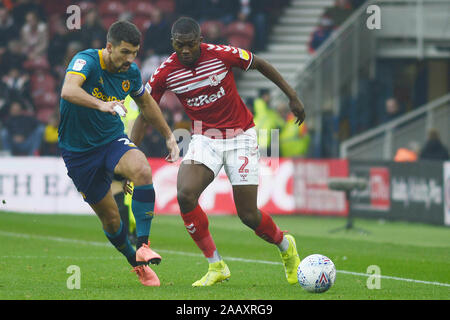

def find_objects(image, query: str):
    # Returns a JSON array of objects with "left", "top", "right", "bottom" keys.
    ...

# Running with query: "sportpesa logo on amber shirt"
[{"left": 91, "top": 87, "right": 119, "bottom": 102}]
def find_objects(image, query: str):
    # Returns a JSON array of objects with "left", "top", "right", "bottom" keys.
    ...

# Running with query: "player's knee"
[
  {"left": 237, "top": 210, "right": 260, "bottom": 229},
  {"left": 131, "top": 162, "right": 153, "bottom": 186},
  {"left": 177, "top": 188, "right": 198, "bottom": 212},
  {"left": 102, "top": 214, "right": 121, "bottom": 234}
]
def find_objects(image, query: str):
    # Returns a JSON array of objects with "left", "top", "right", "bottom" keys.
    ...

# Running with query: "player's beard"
[
  {"left": 179, "top": 52, "right": 200, "bottom": 67},
  {"left": 120, "top": 62, "right": 131, "bottom": 71},
  {"left": 179, "top": 55, "right": 193, "bottom": 66}
]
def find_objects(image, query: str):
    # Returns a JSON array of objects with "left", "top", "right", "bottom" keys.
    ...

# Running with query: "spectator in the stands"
[
  {"left": 20, "top": 10, "right": 48, "bottom": 59},
  {"left": 394, "top": 141, "right": 419, "bottom": 162},
  {"left": 203, "top": 21, "right": 227, "bottom": 45},
  {"left": 382, "top": 97, "right": 404, "bottom": 123},
  {"left": 0, "top": 4, "right": 19, "bottom": 50},
  {"left": 200, "top": 0, "right": 240, "bottom": 25},
  {"left": 0, "top": 100, "right": 44, "bottom": 156},
  {"left": 81, "top": 7, "right": 106, "bottom": 49},
  {"left": 240, "top": 0, "right": 271, "bottom": 52},
  {"left": 2, "top": 67, "right": 32, "bottom": 109},
  {"left": 1, "top": 39, "right": 27, "bottom": 74},
  {"left": 143, "top": 8, "right": 172, "bottom": 57},
  {"left": 323, "top": 0, "right": 353, "bottom": 27},
  {"left": 63, "top": 41, "right": 84, "bottom": 69},
  {"left": 419, "top": 129, "right": 450, "bottom": 161},
  {"left": 47, "top": 15, "right": 71, "bottom": 67},
  {"left": 80, "top": 8, "right": 107, "bottom": 50},
  {"left": 0, "top": 81, "right": 11, "bottom": 122},
  {"left": 308, "top": 14, "right": 335, "bottom": 54},
  {"left": 175, "top": 0, "right": 203, "bottom": 20},
  {"left": 39, "top": 111, "right": 60, "bottom": 156},
  {"left": 11, "top": 0, "right": 46, "bottom": 27}
]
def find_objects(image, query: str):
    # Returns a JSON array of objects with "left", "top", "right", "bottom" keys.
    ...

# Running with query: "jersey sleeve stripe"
[
  {"left": 244, "top": 52, "right": 254, "bottom": 71},
  {"left": 67, "top": 71, "right": 87, "bottom": 80},
  {"left": 130, "top": 84, "right": 145, "bottom": 98}
]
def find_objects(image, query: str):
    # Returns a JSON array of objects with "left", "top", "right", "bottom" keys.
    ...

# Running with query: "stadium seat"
[
  {"left": 225, "top": 21, "right": 255, "bottom": 50},
  {"left": 154, "top": 0, "right": 175, "bottom": 14},
  {"left": 133, "top": 16, "right": 152, "bottom": 32},
  {"left": 40, "top": 0, "right": 72, "bottom": 16},
  {"left": 23, "top": 56, "right": 50, "bottom": 72},
  {"left": 102, "top": 15, "right": 119, "bottom": 29},
  {"left": 200, "top": 20, "right": 226, "bottom": 38},
  {"left": 129, "top": 0, "right": 156, "bottom": 17},
  {"left": 77, "top": 1, "right": 95, "bottom": 13},
  {"left": 31, "top": 73, "right": 56, "bottom": 93},
  {"left": 33, "top": 91, "right": 58, "bottom": 111},
  {"left": 98, "top": 0, "right": 126, "bottom": 16},
  {"left": 36, "top": 106, "right": 56, "bottom": 124},
  {"left": 227, "top": 35, "right": 253, "bottom": 50}
]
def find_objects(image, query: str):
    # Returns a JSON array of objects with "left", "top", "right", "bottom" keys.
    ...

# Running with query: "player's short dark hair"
[
  {"left": 107, "top": 20, "right": 141, "bottom": 47},
  {"left": 171, "top": 17, "right": 201, "bottom": 38}
]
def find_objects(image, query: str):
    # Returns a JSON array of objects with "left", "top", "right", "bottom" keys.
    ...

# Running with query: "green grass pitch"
[{"left": 0, "top": 211, "right": 449, "bottom": 300}]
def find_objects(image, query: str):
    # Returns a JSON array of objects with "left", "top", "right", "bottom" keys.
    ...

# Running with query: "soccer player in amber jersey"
[
  {"left": 59, "top": 21, "right": 179, "bottom": 286},
  {"left": 131, "top": 17, "right": 306, "bottom": 286}
]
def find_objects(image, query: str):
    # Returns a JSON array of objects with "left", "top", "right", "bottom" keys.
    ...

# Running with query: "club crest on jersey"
[
  {"left": 238, "top": 48, "right": 250, "bottom": 61},
  {"left": 209, "top": 74, "right": 220, "bottom": 86},
  {"left": 122, "top": 80, "right": 130, "bottom": 92}
]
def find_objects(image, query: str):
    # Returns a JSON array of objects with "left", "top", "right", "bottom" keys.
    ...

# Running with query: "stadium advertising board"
[
  {"left": 0, "top": 157, "right": 297, "bottom": 215},
  {"left": 149, "top": 157, "right": 297, "bottom": 215},
  {"left": 348, "top": 161, "right": 392, "bottom": 219},
  {"left": 350, "top": 161, "right": 446, "bottom": 226},
  {"left": 0, "top": 157, "right": 92, "bottom": 214},
  {"left": 293, "top": 159, "right": 349, "bottom": 216}
]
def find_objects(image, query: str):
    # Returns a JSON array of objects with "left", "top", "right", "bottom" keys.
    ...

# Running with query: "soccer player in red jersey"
[{"left": 130, "top": 17, "right": 306, "bottom": 286}]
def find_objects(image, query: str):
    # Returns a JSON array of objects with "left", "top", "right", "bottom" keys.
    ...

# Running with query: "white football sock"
[
  {"left": 277, "top": 236, "right": 290, "bottom": 252},
  {"left": 207, "top": 250, "right": 222, "bottom": 264}
]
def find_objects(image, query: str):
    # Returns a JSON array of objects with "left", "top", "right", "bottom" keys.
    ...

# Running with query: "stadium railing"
[
  {"left": 272, "top": 0, "right": 450, "bottom": 158},
  {"left": 340, "top": 93, "right": 450, "bottom": 160}
]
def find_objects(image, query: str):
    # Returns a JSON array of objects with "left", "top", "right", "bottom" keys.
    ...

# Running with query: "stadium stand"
[
  {"left": 0, "top": 0, "right": 290, "bottom": 157},
  {"left": 9, "top": 0, "right": 441, "bottom": 161}
]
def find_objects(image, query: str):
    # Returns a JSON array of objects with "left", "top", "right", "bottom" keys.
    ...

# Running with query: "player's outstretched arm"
[
  {"left": 61, "top": 73, "right": 127, "bottom": 115},
  {"left": 131, "top": 90, "right": 180, "bottom": 162},
  {"left": 249, "top": 55, "right": 306, "bottom": 125}
]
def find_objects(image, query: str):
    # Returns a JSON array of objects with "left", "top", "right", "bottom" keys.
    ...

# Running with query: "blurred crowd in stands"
[
  {"left": 306, "top": 0, "right": 448, "bottom": 160},
  {"left": 0, "top": 0, "right": 446, "bottom": 161},
  {"left": 308, "top": 0, "right": 366, "bottom": 54},
  {"left": 0, "top": 0, "right": 289, "bottom": 157}
]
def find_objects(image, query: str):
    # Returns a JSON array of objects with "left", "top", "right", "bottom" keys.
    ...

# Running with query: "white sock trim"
[
  {"left": 277, "top": 236, "right": 290, "bottom": 252},
  {"left": 207, "top": 250, "right": 222, "bottom": 264}
]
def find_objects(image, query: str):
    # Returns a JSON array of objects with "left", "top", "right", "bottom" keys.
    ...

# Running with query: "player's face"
[
  {"left": 108, "top": 41, "right": 139, "bottom": 72},
  {"left": 172, "top": 33, "right": 202, "bottom": 67}
]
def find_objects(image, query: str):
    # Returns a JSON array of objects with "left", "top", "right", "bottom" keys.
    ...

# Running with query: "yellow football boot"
[
  {"left": 280, "top": 234, "right": 301, "bottom": 284},
  {"left": 192, "top": 260, "right": 231, "bottom": 287}
]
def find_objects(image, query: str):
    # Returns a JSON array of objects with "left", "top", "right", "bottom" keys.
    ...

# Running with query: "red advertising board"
[
  {"left": 148, "top": 158, "right": 349, "bottom": 216},
  {"left": 369, "top": 167, "right": 390, "bottom": 210},
  {"left": 293, "top": 159, "right": 349, "bottom": 216}
]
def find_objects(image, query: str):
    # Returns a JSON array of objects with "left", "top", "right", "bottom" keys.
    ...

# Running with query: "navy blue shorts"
[{"left": 61, "top": 134, "right": 137, "bottom": 204}]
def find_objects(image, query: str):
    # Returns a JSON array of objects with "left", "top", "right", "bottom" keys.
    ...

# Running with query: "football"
[{"left": 297, "top": 254, "right": 336, "bottom": 293}]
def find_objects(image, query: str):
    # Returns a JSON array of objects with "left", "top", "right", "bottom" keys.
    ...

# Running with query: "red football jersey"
[{"left": 146, "top": 43, "right": 255, "bottom": 138}]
